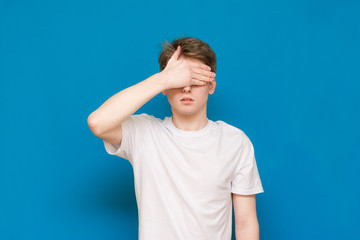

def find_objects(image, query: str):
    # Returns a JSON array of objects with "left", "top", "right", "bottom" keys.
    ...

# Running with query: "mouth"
[
  {"left": 180, "top": 97, "right": 194, "bottom": 101},
  {"left": 180, "top": 97, "right": 194, "bottom": 104},
  {"left": 180, "top": 97, "right": 194, "bottom": 105}
]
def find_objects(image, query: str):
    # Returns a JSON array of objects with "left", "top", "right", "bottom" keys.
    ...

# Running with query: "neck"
[{"left": 171, "top": 107, "right": 208, "bottom": 131}]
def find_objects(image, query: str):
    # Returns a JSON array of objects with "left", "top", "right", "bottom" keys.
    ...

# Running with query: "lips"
[{"left": 180, "top": 96, "right": 194, "bottom": 101}]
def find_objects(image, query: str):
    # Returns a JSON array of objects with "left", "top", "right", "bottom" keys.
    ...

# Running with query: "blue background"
[{"left": 1, "top": 0, "right": 359, "bottom": 239}]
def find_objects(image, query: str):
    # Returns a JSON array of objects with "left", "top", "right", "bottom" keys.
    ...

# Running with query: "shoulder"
[
  {"left": 126, "top": 113, "right": 163, "bottom": 126},
  {"left": 128, "top": 113, "right": 157, "bottom": 120},
  {"left": 216, "top": 119, "right": 245, "bottom": 136},
  {"left": 215, "top": 119, "right": 251, "bottom": 145}
]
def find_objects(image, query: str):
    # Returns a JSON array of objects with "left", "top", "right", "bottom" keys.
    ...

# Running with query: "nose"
[{"left": 182, "top": 85, "right": 191, "bottom": 93}]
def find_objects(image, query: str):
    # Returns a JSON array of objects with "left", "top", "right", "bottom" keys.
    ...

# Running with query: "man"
[{"left": 87, "top": 36, "right": 264, "bottom": 240}]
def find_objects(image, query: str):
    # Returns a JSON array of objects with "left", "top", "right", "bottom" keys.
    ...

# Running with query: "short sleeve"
[
  {"left": 231, "top": 133, "right": 264, "bottom": 195},
  {"left": 103, "top": 113, "right": 151, "bottom": 165}
]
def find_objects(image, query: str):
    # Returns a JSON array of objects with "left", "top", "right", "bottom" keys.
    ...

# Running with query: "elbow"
[{"left": 87, "top": 113, "right": 102, "bottom": 136}]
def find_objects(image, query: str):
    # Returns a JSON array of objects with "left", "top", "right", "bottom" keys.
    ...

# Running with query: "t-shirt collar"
[{"left": 165, "top": 115, "right": 211, "bottom": 137}]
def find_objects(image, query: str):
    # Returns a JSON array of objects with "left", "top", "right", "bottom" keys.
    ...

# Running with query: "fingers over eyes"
[
  {"left": 192, "top": 67, "right": 214, "bottom": 77},
  {"left": 191, "top": 73, "right": 214, "bottom": 82},
  {"left": 191, "top": 79, "right": 208, "bottom": 86}
]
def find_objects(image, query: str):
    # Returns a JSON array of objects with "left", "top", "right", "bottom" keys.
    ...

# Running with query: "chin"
[
  {"left": 180, "top": 111, "right": 196, "bottom": 116},
  {"left": 172, "top": 106, "right": 198, "bottom": 116},
  {"left": 176, "top": 109, "right": 196, "bottom": 116}
]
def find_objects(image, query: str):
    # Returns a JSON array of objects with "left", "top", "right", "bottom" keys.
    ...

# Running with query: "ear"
[
  {"left": 208, "top": 81, "right": 216, "bottom": 95},
  {"left": 162, "top": 89, "right": 167, "bottom": 95}
]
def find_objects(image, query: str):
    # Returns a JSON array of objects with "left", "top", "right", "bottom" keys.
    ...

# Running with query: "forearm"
[
  {"left": 235, "top": 221, "right": 260, "bottom": 240},
  {"left": 88, "top": 72, "right": 166, "bottom": 135}
]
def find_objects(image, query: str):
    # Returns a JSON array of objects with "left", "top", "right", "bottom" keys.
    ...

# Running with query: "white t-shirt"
[{"left": 103, "top": 113, "right": 264, "bottom": 240}]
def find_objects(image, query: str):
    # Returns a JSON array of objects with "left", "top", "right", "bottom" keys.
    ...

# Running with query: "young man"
[{"left": 87, "top": 36, "right": 264, "bottom": 240}]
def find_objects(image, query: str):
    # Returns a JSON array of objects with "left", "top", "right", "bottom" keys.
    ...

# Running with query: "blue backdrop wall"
[{"left": 1, "top": 0, "right": 359, "bottom": 239}]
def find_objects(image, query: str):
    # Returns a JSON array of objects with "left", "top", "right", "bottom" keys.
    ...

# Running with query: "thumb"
[{"left": 169, "top": 45, "right": 181, "bottom": 63}]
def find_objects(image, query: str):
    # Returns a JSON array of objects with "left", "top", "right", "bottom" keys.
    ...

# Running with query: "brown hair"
[{"left": 158, "top": 35, "right": 217, "bottom": 73}]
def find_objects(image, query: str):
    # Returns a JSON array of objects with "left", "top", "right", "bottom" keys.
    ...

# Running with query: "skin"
[
  {"left": 233, "top": 194, "right": 260, "bottom": 240},
  {"left": 161, "top": 56, "right": 217, "bottom": 131}
]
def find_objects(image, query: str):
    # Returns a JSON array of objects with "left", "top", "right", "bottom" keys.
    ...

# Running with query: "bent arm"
[{"left": 87, "top": 72, "right": 165, "bottom": 138}]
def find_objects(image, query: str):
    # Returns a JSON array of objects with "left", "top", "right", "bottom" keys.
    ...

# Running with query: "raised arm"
[{"left": 87, "top": 45, "right": 215, "bottom": 145}]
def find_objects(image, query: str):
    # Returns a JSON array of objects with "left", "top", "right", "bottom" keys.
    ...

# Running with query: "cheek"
[
  {"left": 194, "top": 87, "right": 210, "bottom": 98},
  {"left": 167, "top": 90, "right": 182, "bottom": 101}
]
